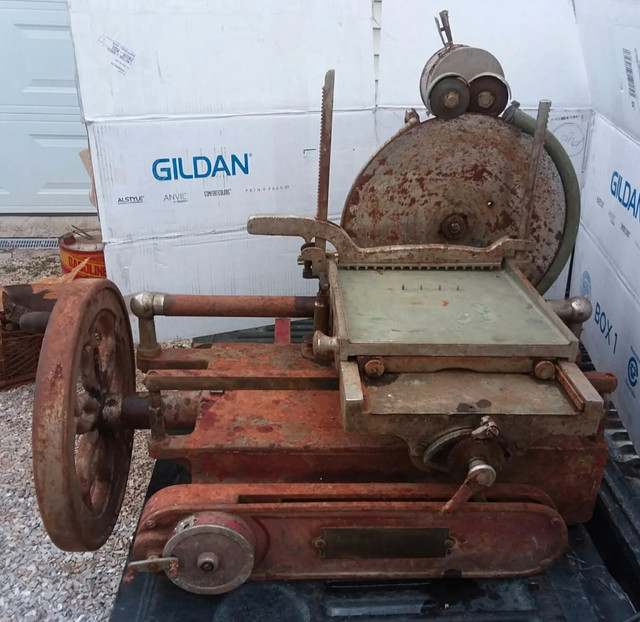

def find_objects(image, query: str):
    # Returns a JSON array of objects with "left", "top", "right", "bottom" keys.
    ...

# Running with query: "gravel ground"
[{"left": 0, "top": 250, "right": 157, "bottom": 622}]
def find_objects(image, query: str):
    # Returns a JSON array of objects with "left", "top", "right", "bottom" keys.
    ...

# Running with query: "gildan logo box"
[
  {"left": 88, "top": 111, "right": 377, "bottom": 243},
  {"left": 579, "top": 115, "right": 640, "bottom": 299}
]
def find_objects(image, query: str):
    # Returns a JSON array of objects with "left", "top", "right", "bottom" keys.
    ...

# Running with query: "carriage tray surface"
[{"left": 110, "top": 325, "right": 640, "bottom": 622}]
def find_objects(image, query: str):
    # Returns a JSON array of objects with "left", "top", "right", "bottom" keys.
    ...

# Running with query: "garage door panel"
[
  {"left": 0, "top": 5, "right": 80, "bottom": 110},
  {"left": 0, "top": 116, "right": 93, "bottom": 214}
]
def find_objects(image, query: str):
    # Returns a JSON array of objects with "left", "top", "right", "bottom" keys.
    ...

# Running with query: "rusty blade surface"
[
  {"left": 316, "top": 69, "right": 335, "bottom": 251},
  {"left": 340, "top": 115, "right": 566, "bottom": 286}
]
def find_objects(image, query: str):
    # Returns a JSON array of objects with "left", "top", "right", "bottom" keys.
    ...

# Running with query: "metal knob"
[{"left": 467, "top": 459, "right": 496, "bottom": 487}]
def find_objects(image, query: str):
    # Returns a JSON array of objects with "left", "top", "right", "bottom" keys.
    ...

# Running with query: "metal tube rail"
[
  {"left": 131, "top": 292, "right": 315, "bottom": 319},
  {"left": 130, "top": 292, "right": 316, "bottom": 357}
]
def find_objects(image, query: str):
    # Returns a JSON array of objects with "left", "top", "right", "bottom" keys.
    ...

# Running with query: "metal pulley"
[
  {"left": 420, "top": 11, "right": 510, "bottom": 119},
  {"left": 162, "top": 512, "right": 257, "bottom": 595}
]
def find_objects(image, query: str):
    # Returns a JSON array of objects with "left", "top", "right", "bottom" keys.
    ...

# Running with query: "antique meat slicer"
[{"left": 32, "top": 13, "right": 616, "bottom": 596}]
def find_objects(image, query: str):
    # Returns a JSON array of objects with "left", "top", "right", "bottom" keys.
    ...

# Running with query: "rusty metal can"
[{"left": 58, "top": 228, "right": 106, "bottom": 279}]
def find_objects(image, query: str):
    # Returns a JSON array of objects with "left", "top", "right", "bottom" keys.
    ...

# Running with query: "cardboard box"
[
  {"left": 67, "top": 0, "right": 376, "bottom": 120},
  {"left": 579, "top": 114, "right": 640, "bottom": 299},
  {"left": 570, "top": 226, "right": 640, "bottom": 450},
  {"left": 89, "top": 111, "right": 377, "bottom": 243},
  {"left": 575, "top": 0, "right": 640, "bottom": 142},
  {"left": 64, "top": 0, "right": 380, "bottom": 341}
]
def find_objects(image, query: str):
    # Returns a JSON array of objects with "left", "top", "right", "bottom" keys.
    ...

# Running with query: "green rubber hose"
[{"left": 502, "top": 102, "right": 581, "bottom": 294}]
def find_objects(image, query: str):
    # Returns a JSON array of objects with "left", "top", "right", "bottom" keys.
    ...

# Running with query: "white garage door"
[{"left": 0, "top": 0, "right": 93, "bottom": 215}]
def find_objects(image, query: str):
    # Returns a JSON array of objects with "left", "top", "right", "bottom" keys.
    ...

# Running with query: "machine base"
[
  {"left": 127, "top": 481, "right": 567, "bottom": 593},
  {"left": 110, "top": 459, "right": 637, "bottom": 622}
]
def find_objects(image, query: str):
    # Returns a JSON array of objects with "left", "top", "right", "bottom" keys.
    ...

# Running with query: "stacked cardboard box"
[
  {"left": 67, "top": 0, "right": 376, "bottom": 338},
  {"left": 572, "top": 0, "right": 640, "bottom": 450}
]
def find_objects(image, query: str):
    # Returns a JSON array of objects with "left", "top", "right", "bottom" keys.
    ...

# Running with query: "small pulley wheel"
[
  {"left": 163, "top": 512, "right": 257, "bottom": 595},
  {"left": 33, "top": 279, "right": 135, "bottom": 551},
  {"left": 467, "top": 75, "right": 509, "bottom": 116},
  {"left": 428, "top": 77, "right": 470, "bottom": 120}
]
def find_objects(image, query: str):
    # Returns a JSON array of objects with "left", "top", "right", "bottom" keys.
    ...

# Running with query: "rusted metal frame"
[
  {"left": 137, "top": 342, "right": 336, "bottom": 374},
  {"left": 357, "top": 355, "right": 534, "bottom": 374},
  {"left": 334, "top": 340, "right": 576, "bottom": 360},
  {"left": 344, "top": 408, "right": 604, "bottom": 459},
  {"left": 143, "top": 370, "right": 338, "bottom": 392},
  {"left": 141, "top": 482, "right": 558, "bottom": 512},
  {"left": 273, "top": 318, "right": 291, "bottom": 344},
  {"left": 505, "top": 259, "right": 579, "bottom": 360},
  {"left": 138, "top": 381, "right": 606, "bottom": 524},
  {"left": 508, "top": 436, "right": 608, "bottom": 524},
  {"left": 146, "top": 429, "right": 606, "bottom": 524},
  {"left": 131, "top": 482, "right": 567, "bottom": 580},
  {"left": 520, "top": 99, "right": 552, "bottom": 240},
  {"left": 247, "top": 215, "right": 532, "bottom": 267},
  {"left": 583, "top": 371, "right": 618, "bottom": 395}
]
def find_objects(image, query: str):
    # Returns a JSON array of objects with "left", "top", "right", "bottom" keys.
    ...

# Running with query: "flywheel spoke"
[{"left": 76, "top": 431, "right": 100, "bottom": 512}]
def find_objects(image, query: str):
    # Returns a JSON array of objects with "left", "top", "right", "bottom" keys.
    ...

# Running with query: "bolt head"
[
  {"left": 442, "top": 90, "right": 460, "bottom": 109},
  {"left": 197, "top": 552, "right": 219, "bottom": 573},
  {"left": 440, "top": 214, "right": 467, "bottom": 240},
  {"left": 364, "top": 358, "right": 385, "bottom": 378},
  {"left": 477, "top": 90, "right": 495, "bottom": 109}
]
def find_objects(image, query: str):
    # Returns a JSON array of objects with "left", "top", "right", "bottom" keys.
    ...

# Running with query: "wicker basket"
[{"left": 0, "top": 319, "right": 43, "bottom": 389}]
